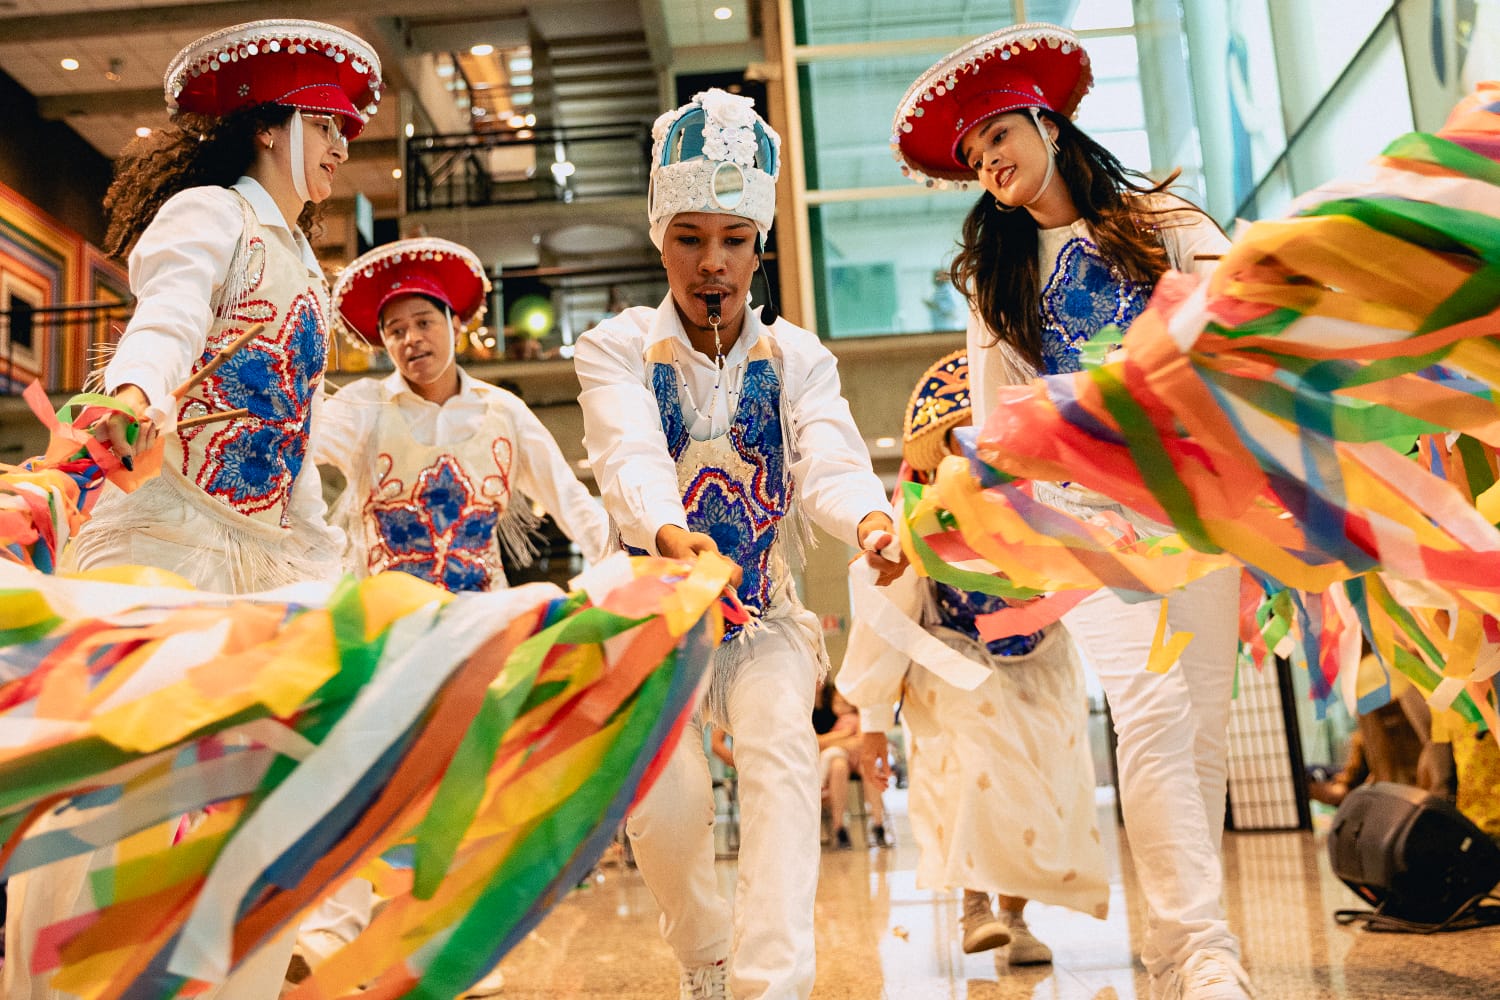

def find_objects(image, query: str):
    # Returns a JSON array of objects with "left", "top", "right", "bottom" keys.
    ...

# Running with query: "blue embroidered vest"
[
  {"left": 932, "top": 582, "right": 1044, "bottom": 658},
  {"left": 1039, "top": 235, "right": 1151, "bottom": 375},
  {"left": 637, "top": 335, "right": 792, "bottom": 640}
]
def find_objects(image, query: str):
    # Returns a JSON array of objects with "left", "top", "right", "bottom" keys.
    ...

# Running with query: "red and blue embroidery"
[
  {"left": 643, "top": 356, "right": 789, "bottom": 637},
  {"left": 178, "top": 242, "right": 328, "bottom": 525},
  {"left": 365, "top": 451, "right": 507, "bottom": 593}
]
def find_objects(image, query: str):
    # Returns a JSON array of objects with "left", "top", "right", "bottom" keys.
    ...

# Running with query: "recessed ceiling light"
[
  {"left": 523, "top": 113, "right": 536, "bottom": 126},
  {"left": 60, "top": 57, "right": 80, "bottom": 71},
  {"left": 134, "top": 126, "right": 152, "bottom": 138},
  {"left": 713, "top": 6, "right": 733, "bottom": 19},
  {"left": 470, "top": 43, "right": 495, "bottom": 57},
  {"left": 875, "top": 437, "right": 896, "bottom": 448},
  {"left": 392, "top": 167, "right": 403, "bottom": 179},
  {"left": 507, "top": 114, "right": 526, "bottom": 128},
  {"left": 404, "top": 122, "right": 415, "bottom": 138}
]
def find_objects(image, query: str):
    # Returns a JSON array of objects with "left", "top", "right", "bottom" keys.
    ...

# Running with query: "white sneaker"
[
  {"left": 1156, "top": 950, "right": 1255, "bottom": 1000},
  {"left": 678, "top": 958, "right": 729, "bottom": 1000},
  {"left": 960, "top": 891, "right": 1011, "bottom": 954},
  {"left": 1002, "top": 918, "right": 1052, "bottom": 966},
  {"left": 462, "top": 966, "right": 506, "bottom": 998}
]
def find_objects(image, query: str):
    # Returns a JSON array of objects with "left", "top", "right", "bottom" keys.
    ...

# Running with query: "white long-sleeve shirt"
[
  {"left": 574, "top": 294, "right": 889, "bottom": 554},
  {"left": 101, "top": 175, "right": 338, "bottom": 545},
  {"left": 314, "top": 367, "right": 611, "bottom": 565}
]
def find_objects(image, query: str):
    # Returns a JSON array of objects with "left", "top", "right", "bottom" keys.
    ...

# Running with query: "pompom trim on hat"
[
  {"left": 164, "top": 19, "right": 383, "bottom": 134},
  {"left": 890, "top": 23, "right": 1092, "bottom": 189},
  {"left": 331, "top": 237, "right": 491, "bottom": 351}
]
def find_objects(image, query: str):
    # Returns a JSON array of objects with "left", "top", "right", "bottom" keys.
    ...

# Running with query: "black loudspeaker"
[{"left": 1330, "top": 781, "right": 1500, "bottom": 928}]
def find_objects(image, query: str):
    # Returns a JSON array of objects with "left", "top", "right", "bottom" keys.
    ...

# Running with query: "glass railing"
[{"left": 405, "top": 123, "right": 653, "bottom": 211}]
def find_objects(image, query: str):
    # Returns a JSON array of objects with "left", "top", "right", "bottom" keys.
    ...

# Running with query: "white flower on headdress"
[{"left": 697, "top": 89, "right": 761, "bottom": 168}]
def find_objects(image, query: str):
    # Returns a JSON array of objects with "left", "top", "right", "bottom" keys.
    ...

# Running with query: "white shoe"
[
  {"left": 462, "top": 966, "right": 506, "bottom": 998},
  {"left": 1155, "top": 950, "right": 1255, "bottom": 1000},
  {"left": 960, "top": 891, "right": 1011, "bottom": 954},
  {"left": 678, "top": 958, "right": 729, "bottom": 1000},
  {"left": 1002, "top": 919, "right": 1052, "bottom": 966}
]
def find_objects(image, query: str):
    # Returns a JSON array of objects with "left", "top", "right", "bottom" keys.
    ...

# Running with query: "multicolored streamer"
[
  {"left": 0, "top": 552, "right": 735, "bottom": 1000},
  {"left": 0, "top": 384, "right": 159, "bottom": 573},
  {"left": 899, "top": 86, "right": 1500, "bottom": 725}
]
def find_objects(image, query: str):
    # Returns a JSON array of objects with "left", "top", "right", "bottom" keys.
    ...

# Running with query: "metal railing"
[{"left": 406, "top": 122, "right": 652, "bottom": 211}]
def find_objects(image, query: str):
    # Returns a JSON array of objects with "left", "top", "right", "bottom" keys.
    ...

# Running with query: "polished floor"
[{"left": 492, "top": 790, "right": 1499, "bottom": 999}]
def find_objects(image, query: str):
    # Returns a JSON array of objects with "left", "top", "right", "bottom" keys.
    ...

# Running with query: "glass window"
[
  {"left": 796, "top": 0, "right": 1019, "bottom": 46},
  {"left": 809, "top": 191, "right": 977, "bottom": 338},
  {"left": 1268, "top": 1, "right": 1393, "bottom": 135},
  {"left": 801, "top": 55, "right": 955, "bottom": 191},
  {"left": 1285, "top": 18, "right": 1412, "bottom": 203}
]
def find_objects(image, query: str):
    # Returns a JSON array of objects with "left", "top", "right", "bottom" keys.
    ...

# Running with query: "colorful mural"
[{"left": 0, "top": 180, "right": 127, "bottom": 393}]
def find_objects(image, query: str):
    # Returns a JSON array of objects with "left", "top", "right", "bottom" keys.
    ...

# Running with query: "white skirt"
[{"left": 902, "top": 625, "right": 1110, "bottom": 918}]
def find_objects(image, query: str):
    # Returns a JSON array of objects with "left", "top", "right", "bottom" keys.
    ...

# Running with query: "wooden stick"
[
  {"left": 172, "top": 323, "right": 265, "bottom": 399},
  {"left": 1192, "top": 253, "right": 1222, "bottom": 261},
  {"left": 176, "top": 407, "right": 251, "bottom": 430}
]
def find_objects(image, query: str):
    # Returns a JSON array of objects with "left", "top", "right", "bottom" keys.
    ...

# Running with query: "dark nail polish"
[{"left": 121, "top": 455, "right": 134, "bottom": 471}]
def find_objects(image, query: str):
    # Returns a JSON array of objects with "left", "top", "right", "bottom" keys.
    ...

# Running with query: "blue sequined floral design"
[
  {"left": 646, "top": 355, "right": 790, "bottom": 638},
  {"left": 934, "top": 581, "right": 1042, "bottom": 658},
  {"left": 1039, "top": 236, "right": 1151, "bottom": 375},
  {"left": 367, "top": 456, "right": 502, "bottom": 593}
]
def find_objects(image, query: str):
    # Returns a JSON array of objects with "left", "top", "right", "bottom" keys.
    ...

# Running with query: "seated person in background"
[{"left": 815, "top": 685, "right": 889, "bottom": 849}]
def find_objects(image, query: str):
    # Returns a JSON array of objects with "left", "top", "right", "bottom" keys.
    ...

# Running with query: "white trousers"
[
  {"left": 1061, "top": 568, "right": 1242, "bottom": 977},
  {"left": 626, "top": 626, "right": 820, "bottom": 1000}
]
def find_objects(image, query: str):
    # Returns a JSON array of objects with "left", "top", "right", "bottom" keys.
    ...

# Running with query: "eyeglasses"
[{"left": 300, "top": 113, "right": 349, "bottom": 153}]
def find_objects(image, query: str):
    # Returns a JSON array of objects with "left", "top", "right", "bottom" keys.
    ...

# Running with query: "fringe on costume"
[
  {"left": 64, "top": 470, "right": 341, "bottom": 591},
  {"left": 495, "top": 491, "right": 545, "bottom": 569}
]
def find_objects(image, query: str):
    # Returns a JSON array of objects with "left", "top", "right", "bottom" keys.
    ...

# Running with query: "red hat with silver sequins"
[
  {"left": 164, "top": 19, "right": 383, "bottom": 138},
  {"left": 892, "top": 23, "right": 1091, "bottom": 187},
  {"left": 333, "top": 238, "right": 491, "bottom": 349}
]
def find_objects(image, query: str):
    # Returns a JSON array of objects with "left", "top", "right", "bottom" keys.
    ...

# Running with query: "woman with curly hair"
[
  {"left": 75, "top": 18, "right": 384, "bottom": 593},
  {"left": 892, "top": 25, "right": 1253, "bottom": 1000},
  {"left": 6, "top": 21, "right": 384, "bottom": 1000}
]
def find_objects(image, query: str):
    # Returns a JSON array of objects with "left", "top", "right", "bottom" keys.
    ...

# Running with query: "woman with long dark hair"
[{"left": 892, "top": 25, "right": 1254, "bottom": 1000}]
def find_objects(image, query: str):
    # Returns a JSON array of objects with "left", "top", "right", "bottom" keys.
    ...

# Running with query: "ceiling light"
[
  {"left": 134, "top": 126, "right": 152, "bottom": 138},
  {"left": 392, "top": 168, "right": 404, "bottom": 180},
  {"left": 875, "top": 437, "right": 896, "bottom": 448},
  {"left": 713, "top": 6, "right": 733, "bottom": 19},
  {"left": 60, "top": 57, "right": 80, "bottom": 71},
  {"left": 472, "top": 106, "right": 487, "bottom": 117},
  {"left": 510, "top": 74, "right": 533, "bottom": 87},
  {"left": 404, "top": 122, "right": 415, "bottom": 138},
  {"left": 508, "top": 114, "right": 526, "bottom": 128},
  {"left": 550, "top": 160, "right": 575, "bottom": 181},
  {"left": 470, "top": 43, "right": 495, "bottom": 57},
  {"left": 509, "top": 56, "right": 533, "bottom": 72},
  {"left": 436, "top": 63, "right": 454, "bottom": 77},
  {"left": 104, "top": 57, "right": 123, "bottom": 82},
  {"left": 523, "top": 113, "right": 536, "bottom": 126}
]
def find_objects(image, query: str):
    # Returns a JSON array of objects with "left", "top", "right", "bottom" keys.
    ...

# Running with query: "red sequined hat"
[
  {"left": 892, "top": 23, "right": 1092, "bottom": 187},
  {"left": 333, "top": 238, "right": 491, "bottom": 349},
  {"left": 165, "top": 19, "right": 383, "bottom": 138}
]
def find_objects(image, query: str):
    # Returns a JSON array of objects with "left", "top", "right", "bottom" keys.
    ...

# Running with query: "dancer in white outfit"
[
  {"left": 8, "top": 19, "right": 384, "bottom": 1000},
  {"left": 575, "top": 88, "right": 903, "bottom": 1000},
  {"left": 840, "top": 350, "right": 1108, "bottom": 964},
  {"left": 891, "top": 25, "right": 1253, "bottom": 1000},
  {"left": 316, "top": 236, "right": 609, "bottom": 592}
]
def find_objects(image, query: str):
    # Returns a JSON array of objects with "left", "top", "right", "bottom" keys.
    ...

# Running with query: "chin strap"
[
  {"left": 1024, "top": 107, "right": 1057, "bottom": 207},
  {"left": 289, "top": 112, "right": 311, "bottom": 204}
]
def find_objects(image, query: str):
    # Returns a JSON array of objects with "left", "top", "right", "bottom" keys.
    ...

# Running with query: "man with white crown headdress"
[{"left": 575, "top": 88, "right": 906, "bottom": 1000}]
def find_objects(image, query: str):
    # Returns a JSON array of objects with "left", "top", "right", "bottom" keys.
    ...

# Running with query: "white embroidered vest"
[
  {"left": 170, "top": 192, "right": 329, "bottom": 529},
  {"left": 359, "top": 399, "right": 521, "bottom": 592}
]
